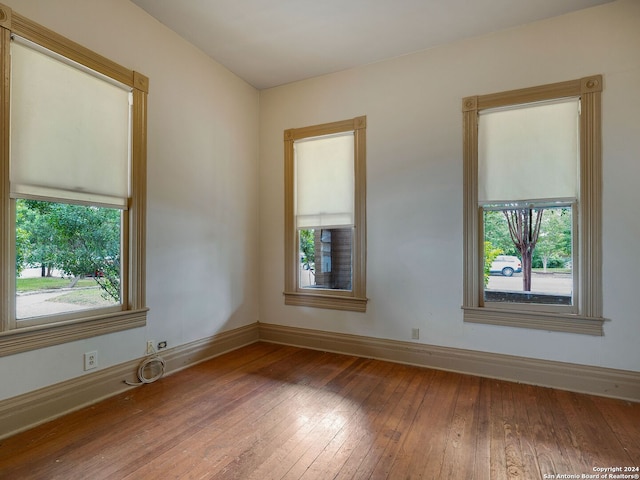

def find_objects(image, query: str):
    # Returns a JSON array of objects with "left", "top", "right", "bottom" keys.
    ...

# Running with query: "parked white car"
[{"left": 490, "top": 255, "right": 522, "bottom": 277}]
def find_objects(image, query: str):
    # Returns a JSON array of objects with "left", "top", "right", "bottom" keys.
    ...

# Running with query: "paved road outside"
[
  {"left": 487, "top": 272, "right": 572, "bottom": 295},
  {"left": 17, "top": 269, "right": 113, "bottom": 318},
  {"left": 16, "top": 290, "right": 89, "bottom": 318}
]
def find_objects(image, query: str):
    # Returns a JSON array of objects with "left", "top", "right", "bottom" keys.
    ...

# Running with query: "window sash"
[
  {"left": 297, "top": 226, "right": 353, "bottom": 293},
  {"left": 481, "top": 202, "right": 578, "bottom": 314},
  {"left": 478, "top": 98, "right": 579, "bottom": 204},
  {"left": 14, "top": 199, "right": 125, "bottom": 326},
  {"left": 9, "top": 37, "right": 132, "bottom": 209},
  {"left": 294, "top": 132, "right": 355, "bottom": 229}
]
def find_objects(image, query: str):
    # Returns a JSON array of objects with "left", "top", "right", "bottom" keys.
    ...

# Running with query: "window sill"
[
  {"left": 462, "top": 306, "right": 604, "bottom": 335},
  {"left": 284, "top": 291, "right": 367, "bottom": 312},
  {"left": 0, "top": 308, "right": 148, "bottom": 357}
]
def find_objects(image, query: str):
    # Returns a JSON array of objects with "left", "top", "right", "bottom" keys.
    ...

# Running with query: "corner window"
[
  {"left": 284, "top": 117, "right": 367, "bottom": 311},
  {"left": 462, "top": 76, "right": 604, "bottom": 335},
  {"left": 0, "top": 5, "right": 148, "bottom": 355}
]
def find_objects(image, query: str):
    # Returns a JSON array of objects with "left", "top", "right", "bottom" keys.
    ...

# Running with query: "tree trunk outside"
[
  {"left": 522, "top": 249, "right": 533, "bottom": 291},
  {"left": 503, "top": 208, "right": 544, "bottom": 293}
]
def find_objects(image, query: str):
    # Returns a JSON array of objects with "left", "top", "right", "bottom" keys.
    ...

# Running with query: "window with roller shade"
[
  {"left": 10, "top": 38, "right": 129, "bottom": 322},
  {"left": 461, "top": 76, "right": 604, "bottom": 335},
  {"left": 0, "top": 4, "right": 148, "bottom": 355},
  {"left": 479, "top": 99, "right": 578, "bottom": 309},
  {"left": 284, "top": 116, "right": 367, "bottom": 312}
]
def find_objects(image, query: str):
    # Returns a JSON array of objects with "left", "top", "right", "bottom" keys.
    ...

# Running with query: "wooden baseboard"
[
  {"left": 158, "top": 323, "right": 260, "bottom": 375},
  {"left": 2, "top": 320, "right": 637, "bottom": 441},
  {"left": 0, "top": 323, "right": 259, "bottom": 440},
  {"left": 258, "top": 323, "right": 640, "bottom": 403}
]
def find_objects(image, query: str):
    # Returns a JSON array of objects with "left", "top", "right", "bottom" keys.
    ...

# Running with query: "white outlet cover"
[{"left": 84, "top": 351, "right": 98, "bottom": 371}]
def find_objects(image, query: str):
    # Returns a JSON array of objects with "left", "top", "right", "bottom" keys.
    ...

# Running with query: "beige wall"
[
  {"left": 0, "top": 0, "right": 260, "bottom": 400},
  {"left": 259, "top": 0, "right": 640, "bottom": 372}
]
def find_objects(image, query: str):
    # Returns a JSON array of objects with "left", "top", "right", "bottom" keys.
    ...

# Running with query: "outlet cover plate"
[{"left": 84, "top": 351, "right": 98, "bottom": 371}]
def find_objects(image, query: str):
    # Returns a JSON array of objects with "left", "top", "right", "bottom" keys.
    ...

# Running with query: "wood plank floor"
[{"left": 1, "top": 342, "right": 638, "bottom": 479}]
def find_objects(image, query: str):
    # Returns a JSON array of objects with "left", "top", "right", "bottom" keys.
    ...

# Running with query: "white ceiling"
[{"left": 130, "top": 0, "right": 614, "bottom": 90}]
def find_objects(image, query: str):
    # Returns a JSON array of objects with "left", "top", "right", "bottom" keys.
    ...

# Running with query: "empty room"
[{"left": 0, "top": 0, "right": 638, "bottom": 478}]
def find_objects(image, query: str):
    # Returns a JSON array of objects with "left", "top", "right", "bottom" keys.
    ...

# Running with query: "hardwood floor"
[{"left": 1, "top": 342, "right": 638, "bottom": 479}]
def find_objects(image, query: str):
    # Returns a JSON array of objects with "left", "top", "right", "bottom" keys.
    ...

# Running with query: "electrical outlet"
[
  {"left": 411, "top": 328, "right": 420, "bottom": 340},
  {"left": 146, "top": 341, "right": 155, "bottom": 354},
  {"left": 84, "top": 351, "right": 98, "bottom": 371},
  {"left": 157, "top": 341, "right": 167, "bottom": 350}
]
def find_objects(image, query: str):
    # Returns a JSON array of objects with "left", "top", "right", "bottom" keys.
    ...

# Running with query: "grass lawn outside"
[
  {"left": 531, "top": 267, "right": 572, "bottom": 274},
  {"left": 16, "top": 277, "right": 97, "bottom": 292},
  {"left": 16, "top": 277, "right": 116, "bottom": 308}
]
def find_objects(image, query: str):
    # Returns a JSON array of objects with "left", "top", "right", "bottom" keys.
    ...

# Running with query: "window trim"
[
  {"left": 462, "top": 76, "right": 604, "bottom": 335},
  {"left": 284, "top": 116, "right": 367, "bottom": 312},
  {"left": 0, "top": 4, "right": 148, "bottom": 356}
]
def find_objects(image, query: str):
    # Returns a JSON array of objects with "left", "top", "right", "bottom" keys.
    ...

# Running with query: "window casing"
[
  {"left": 284, "top": 116, "right": 367, "bottom": 312},
  {"left": 462, "top": 76, "right": 604, "bottom": 335},
  {"left": 0, "top": 5, "right": 148, "bottom": 355}
]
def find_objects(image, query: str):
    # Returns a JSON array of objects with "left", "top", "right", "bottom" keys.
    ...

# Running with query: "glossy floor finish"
[{"left": 1, "top": 342, "right": 638, "bottom": 479}]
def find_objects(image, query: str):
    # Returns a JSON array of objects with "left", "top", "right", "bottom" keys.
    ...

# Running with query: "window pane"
[
  {"left": 299, "top": 227, "right": 352, "bottom": 291},
  {"left": 478, "top": 99, "right": 579, "bottom": 203},
  {"left": 295, "top": 133, "right": 354, "bottom": 228},
  {"left": 10, "top": 38, "right": 131, "bottom": 208},
  {"left": 483, "top": 206, "right": 573, "bottom": 305},
  {"left": 16, "top": 200, "right": 122, "bottom": 319}
]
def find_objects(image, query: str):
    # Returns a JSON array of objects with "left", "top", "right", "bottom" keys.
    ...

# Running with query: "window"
[
  {"left": 284, "top": 116, "right": 367, "bottom": 311},
  {"left": 462, "top": 76, "right": 604, "bottom": 335},
  {"left": 0, "top": 5, "right": 148, "bottom": 355}
]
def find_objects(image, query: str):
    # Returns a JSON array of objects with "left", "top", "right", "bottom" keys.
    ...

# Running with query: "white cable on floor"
[{"left": 125, "top": 350, "right": 166, "bottom": 386}]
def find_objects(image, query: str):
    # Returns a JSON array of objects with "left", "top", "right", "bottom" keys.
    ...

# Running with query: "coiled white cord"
[{"left": 125, "top": 353, "right": 166, "bottom": 386}]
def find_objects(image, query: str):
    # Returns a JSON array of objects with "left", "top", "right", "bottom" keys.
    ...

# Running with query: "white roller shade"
[
  {"left": 478, "top": 98, "right": 579, "bottom": 204},
  {"left": 10, "top": 39, "right": 131, "bottom": 208},
  {"left": 295, "top": 132, "right": 354, "bottom": 228}
]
